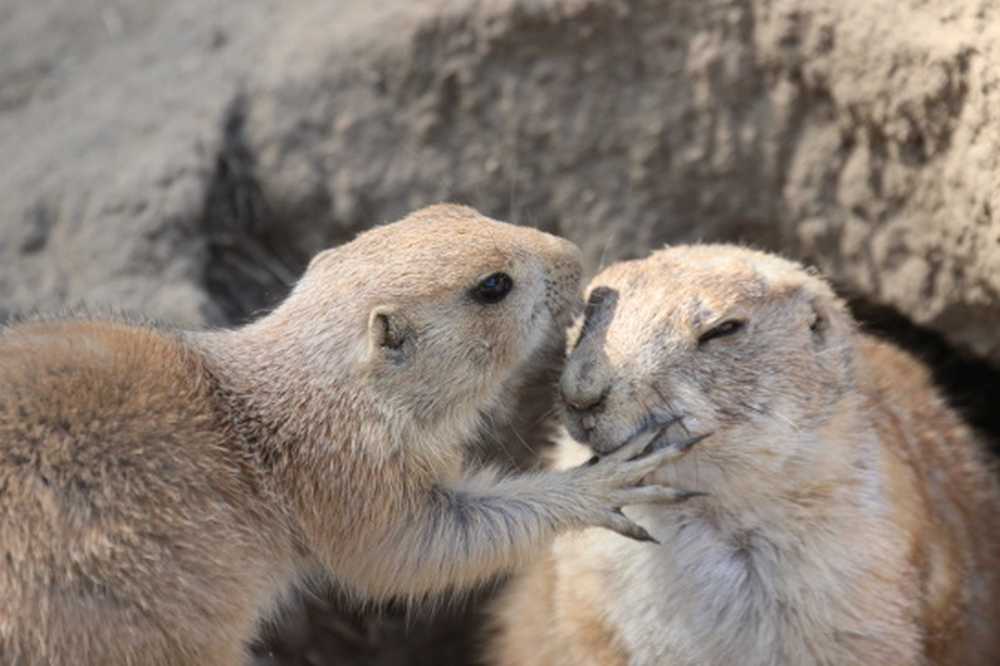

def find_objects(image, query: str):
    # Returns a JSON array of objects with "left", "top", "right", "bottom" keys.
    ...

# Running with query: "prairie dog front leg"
[{"left": 362, "top": 431, "right": 701, "bottom": 599}]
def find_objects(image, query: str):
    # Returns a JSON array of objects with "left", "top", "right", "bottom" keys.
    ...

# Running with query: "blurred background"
[{"left": 4, "top": 0, "right": 1000, "bottom": 664}]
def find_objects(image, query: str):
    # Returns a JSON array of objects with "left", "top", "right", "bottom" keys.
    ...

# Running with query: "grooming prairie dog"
[
  {"left": 491, "top": 245, "right": 1000, "bottom": 666},
  {"left": 0, "top": 205, "right": 685, "bottom": 666}
]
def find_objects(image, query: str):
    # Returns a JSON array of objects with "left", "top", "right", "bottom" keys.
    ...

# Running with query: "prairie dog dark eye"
[
  {"left": 472, "top": 272, "right": 514, "bottom": 305},
  {"left": 698, "top": 319, "right": 746, "bottom": 346}
]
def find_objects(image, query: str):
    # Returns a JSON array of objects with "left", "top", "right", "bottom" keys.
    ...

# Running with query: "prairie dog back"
[{"left": 0, "top": 320, "right": 283, "bottom": 664}]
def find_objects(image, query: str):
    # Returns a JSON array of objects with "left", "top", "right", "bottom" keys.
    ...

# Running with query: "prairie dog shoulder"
[{"left": 490, "top": 244, "right": 1000, "bottom": 666}]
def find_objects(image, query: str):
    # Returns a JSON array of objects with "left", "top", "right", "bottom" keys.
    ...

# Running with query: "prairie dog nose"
[
  {"left": 541, "top": 233, "right": 584, "bottom": 280},
  {"left": 560, "top": 360, "right": 609, "bottom": 413},
  {"left": 532, "top": 232, "right": 583, "bottom": 326}
]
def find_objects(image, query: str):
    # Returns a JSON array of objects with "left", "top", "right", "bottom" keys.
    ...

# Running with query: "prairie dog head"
[
  {"left": 266, "top": 204, "right": 581, "bottom": 439},
  {"left": 560, "top": 245, "right": 856, "bottom": 458}
]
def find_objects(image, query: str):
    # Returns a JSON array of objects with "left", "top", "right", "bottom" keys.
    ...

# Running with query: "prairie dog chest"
[
  {"left": 600, "top": 511, "right": 787, "bottom": 666},
  {"left": 561, "top": 507, "right": 899, "bottom": 666}
]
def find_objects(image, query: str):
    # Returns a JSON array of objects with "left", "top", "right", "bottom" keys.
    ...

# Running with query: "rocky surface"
[
  {"left": 6, "top": 0, "right": 1000, "bottom": 361},
  {"left": 4, "top": 0, "right": 1000, "bottom": 663}
]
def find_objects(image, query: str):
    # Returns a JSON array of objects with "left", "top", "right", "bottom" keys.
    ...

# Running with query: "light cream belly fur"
[{"left": 494, "top": 433, "right": 926, "bottom": 666}]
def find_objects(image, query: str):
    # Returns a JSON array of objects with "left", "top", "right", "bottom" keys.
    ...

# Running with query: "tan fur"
[
  {"left": 489, "top": 244, "right": 1000, "bottom": 666},
  {"left": 494, "top": 543, "right": 630, "bottom": 666},
  {"left": 0, "top": 205, "right": 681, "bottom": 666}
]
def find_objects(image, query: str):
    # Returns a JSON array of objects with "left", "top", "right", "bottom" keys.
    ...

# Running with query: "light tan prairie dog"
[
  {"left": 490, "top": 244, "right": 1000, "bottom": 666},
  {"left": 0, "top": 205, "right": 686, "bottom": 666}
]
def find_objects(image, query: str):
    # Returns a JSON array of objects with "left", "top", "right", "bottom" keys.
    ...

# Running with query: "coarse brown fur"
[
  {"left": 489, "top": 244, "right": 1000, "bottom": 666},
  {"left": 0, "top": 205, "right": 683, "bottom": 666}
]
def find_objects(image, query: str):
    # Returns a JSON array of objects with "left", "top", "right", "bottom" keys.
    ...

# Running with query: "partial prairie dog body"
[
  {"left": 0, "top": 205, "right": 683, "bottom": 666},
  {"left": 491, "top": 245, "right": 1000, "bottom": 666}
]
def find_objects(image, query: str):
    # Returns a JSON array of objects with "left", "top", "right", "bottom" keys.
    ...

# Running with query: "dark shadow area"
[
  {"left": 200, "top": 95, "right": 307, "bottom": 326},
  {"left": 251, "top": 588, "right": 495, "bottom": 666}
]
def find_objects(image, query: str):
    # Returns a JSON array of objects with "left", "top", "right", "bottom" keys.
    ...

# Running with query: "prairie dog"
[
  {"left": 0, "top": 205, "right": 684, "bottom": 666},
  {"left": 490, "top": 245, "right": 1000, "bottom": 666}
]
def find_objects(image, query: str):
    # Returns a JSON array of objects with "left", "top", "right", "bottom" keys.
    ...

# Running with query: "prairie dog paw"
[{"left": 565, "top": 427, "right": 710, "bottom": 542}]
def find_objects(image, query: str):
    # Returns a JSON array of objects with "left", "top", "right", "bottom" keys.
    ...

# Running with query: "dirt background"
[{"left": 4, "top": 0, "right": 1000, "bottom": 664}]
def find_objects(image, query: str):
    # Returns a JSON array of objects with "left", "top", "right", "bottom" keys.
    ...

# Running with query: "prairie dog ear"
[
  {"left": 367, "top": 305, "right": 412, "bottom": 364},
  {"left": 807, "top": 295, "right": 830, "bottom": 347},
  {"left": 801, "top": 284, "right": 847, "bottom": 349}
]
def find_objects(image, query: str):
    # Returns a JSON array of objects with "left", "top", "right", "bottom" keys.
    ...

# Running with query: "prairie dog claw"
[{"left": 565, "top": 431, "right": 711, "bottom": 544}]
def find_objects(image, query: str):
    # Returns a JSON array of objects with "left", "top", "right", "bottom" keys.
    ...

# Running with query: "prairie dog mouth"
[
  {"left": 635, "top": 427, "right": 710, "bottom": 461},
  {"left": 615, "top": 414, "right": 710, "bottom": 459}
]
